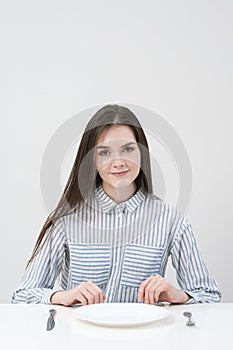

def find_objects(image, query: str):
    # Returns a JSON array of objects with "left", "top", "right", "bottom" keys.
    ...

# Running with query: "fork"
[{"left": 183, "top": 311, "right": 195, "bottom": 326}]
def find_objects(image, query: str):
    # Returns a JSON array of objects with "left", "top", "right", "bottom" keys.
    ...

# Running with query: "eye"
[
  {"left": 98, "top": 149, "right": 111, "bottom": 156},
  {"left": 122, "top": 146, "right": 134, "bottom": 153}
]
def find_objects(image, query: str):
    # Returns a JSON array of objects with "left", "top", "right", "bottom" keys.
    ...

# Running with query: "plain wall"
[{"left": 0, "top": 0, "right": 232, "bottom": 302}]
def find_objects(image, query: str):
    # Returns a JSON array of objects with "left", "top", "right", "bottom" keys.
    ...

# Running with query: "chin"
[{"left": 115, "top": 179, "right": 133, "bottom": 188}]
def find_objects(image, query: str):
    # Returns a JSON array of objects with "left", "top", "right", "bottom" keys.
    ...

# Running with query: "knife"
[{"left": 46, "top": 309, "right": 57, "bottom": 331}]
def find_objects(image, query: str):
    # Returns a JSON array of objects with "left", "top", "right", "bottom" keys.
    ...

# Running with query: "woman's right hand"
[{"left": 50, "top": 281, "right": 106, "bottom": 306}]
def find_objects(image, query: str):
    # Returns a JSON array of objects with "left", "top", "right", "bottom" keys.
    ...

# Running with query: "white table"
[{"left": 1, "top": 303, "right": 232, "bottom": 350}]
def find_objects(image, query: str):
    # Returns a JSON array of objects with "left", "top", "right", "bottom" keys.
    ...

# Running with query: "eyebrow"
[{"left": 96, "top": 141, "right": 137, "bottom": 149}]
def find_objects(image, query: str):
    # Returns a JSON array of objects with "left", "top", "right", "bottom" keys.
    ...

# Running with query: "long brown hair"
[{"left": 27, "top": 104, "right": 153, "bottom": 265}]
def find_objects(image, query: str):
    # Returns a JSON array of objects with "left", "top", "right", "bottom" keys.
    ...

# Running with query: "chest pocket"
[
  {"left": 69, "top": 243, "right": 110, "bottom": 287},
  {"left": 121, "top": 244, "right": 164, "bottom": 288}
]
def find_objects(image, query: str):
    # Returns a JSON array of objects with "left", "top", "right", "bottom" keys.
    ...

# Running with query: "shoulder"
[
  {"left": 45, "top": 216, "right": 67, "bottom": 243},
  {"left": 144, "top": 193, "right": 189, "bottom": 231},
  {"left": 144, "top": 193, "right": 179, "bottom": 215}
]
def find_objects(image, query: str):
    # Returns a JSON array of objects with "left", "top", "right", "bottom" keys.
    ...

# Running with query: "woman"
[{"left": 12, "top": 104, "right": 221, "bottom": 305}]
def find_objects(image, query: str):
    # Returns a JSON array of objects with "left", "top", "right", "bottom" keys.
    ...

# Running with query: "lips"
[{"left": 110, "top": 170, "right": 129, "bottom": 177}]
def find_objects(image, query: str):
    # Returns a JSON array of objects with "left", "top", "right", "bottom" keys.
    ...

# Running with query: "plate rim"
[{"left": 72, "top": 302, "right": 170, "bottom": 327}]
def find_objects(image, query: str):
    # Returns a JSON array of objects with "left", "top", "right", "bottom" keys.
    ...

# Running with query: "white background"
[{"left": 0, "top": 0, "right": 232, "bottom": 302}]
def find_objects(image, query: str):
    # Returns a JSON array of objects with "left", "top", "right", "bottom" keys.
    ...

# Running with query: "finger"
[
  {"left": 88, "top": 281, "right": 105, "bottom": 303},
  {"left": 145, "top": 281, "right": 162, "bottom": 304},
  {"left": 145, "top": 276, "right": 163, "bottom": 304},
  {"left": 154, "top": 285, "right": 166, "bottom": 302},
  {"left": 86, "top": 282, "right": 104, "bottom": 304},
  {"left": 81, "top": 288, "right": 96, "bottom": 304},
  {"left": 138, "top": 275, "right": 154, "bottom": 302},
  {"left": 75, "top": 291, "right": 88, "bottom": 305},
  {"left": 145, "top": 281, "right": 159, "bottom": 304},
  {"left": 85, "top": 284, "right": 99, "bottom": 304},
  {"left": 154, "top": 280, "right": 171, "bottom": 302}
]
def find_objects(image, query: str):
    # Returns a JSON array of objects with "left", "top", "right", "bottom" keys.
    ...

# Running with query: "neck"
[{"left": 103, "top": 182, "right": 137, "bottom": 203}]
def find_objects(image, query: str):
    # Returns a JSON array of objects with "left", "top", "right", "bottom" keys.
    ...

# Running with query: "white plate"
[{"left": 72, "top": 302, "right": 169, "bottom": 327}]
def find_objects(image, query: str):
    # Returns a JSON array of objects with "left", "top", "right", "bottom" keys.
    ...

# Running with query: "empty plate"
[{"left": 72, "top": 302, "right": 170, "bottom": 327}]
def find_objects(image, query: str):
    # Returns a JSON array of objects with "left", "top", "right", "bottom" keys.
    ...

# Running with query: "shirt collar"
[{"left": 94, "top": 185, "right": 146, "bottom": 213}]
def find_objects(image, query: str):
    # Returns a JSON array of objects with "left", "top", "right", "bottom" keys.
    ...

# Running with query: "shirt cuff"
[
  {"left": 184, "top": 290, "right": 201, "bottom": 304},
  {"left": 40, "top": 288, "right": 63, "bottom": 304}
]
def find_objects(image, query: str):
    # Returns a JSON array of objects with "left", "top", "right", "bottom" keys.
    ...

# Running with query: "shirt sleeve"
[
  {"left": 11, "top": 218, "right": 67, "bottom": 304},
  {"left": 170, "top": 217, "right": 221, "bottom": 303}
]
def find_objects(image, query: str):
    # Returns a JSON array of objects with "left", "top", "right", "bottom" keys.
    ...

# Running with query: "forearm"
[
  {"left": 11, "top": 220, "right": 66, "bottom": 304},
  {"left": 171, "top": 218, "right": 221, "bottom": 304},
  {"left": 182, "top": 288, "right": 221, "bottom": 304},
  {"left": 11, "top": 287, "right": 59, "bottom": 304}
]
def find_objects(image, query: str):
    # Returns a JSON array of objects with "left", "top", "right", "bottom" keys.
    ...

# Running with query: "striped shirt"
[{"left": 11, "top": 186, "right": 221, "bottom": 304}]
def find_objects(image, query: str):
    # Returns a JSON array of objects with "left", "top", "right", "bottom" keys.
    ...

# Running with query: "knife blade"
[{"left": 46, "top": 309, "right": 57, "bottom": 331}]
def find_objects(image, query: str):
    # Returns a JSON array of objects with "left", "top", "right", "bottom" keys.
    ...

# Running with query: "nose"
[{"left": 112, "top": 157, "right": 126, "bottom": 168}]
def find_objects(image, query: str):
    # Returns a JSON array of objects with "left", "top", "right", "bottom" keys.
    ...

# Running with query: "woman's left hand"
[{"left": 138, "top": 274, "right": 190, "bottom": 304}]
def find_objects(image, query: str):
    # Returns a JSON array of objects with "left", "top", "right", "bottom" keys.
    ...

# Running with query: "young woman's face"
[{"left": 95, "top": 125, "right": 141, "bottom": 192}]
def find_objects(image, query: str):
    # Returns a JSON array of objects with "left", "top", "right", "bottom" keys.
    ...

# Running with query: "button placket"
[
  {"left": 117, "top": 203, "right": 126, "bottom": 217},
  {"left": 105, "top": 213, "right": 124, "bottom": 302}
]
